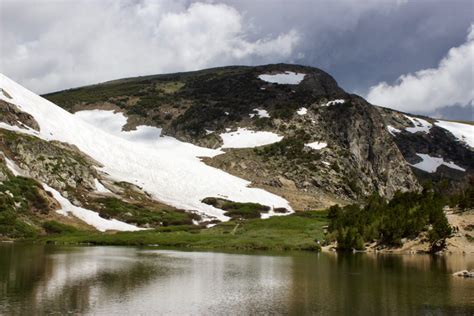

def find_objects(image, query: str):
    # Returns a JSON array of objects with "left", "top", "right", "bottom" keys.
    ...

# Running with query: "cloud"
[
  {"left": 367, "top": 24, "right": 474, "bottom": 114},
  {"left": 0, "top": 0, "right": 299, "bottom": 93},
  {"left": 1, "top": 0, "right": 473, "bottom": 116},
  {"left": 431, "top": 102, "right": 473, "bottom": 121}
]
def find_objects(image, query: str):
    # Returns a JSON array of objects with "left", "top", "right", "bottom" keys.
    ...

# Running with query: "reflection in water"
[
  {"left": 0, "top": 244, "right": 473, "bottom": 315},
  {"left": 288, "top": 253, "right": 474, "bottom": 315}
]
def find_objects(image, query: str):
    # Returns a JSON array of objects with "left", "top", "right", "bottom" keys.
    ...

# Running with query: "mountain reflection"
[{"left": 0, "top": 244, "right": 473, "bottom": 315}]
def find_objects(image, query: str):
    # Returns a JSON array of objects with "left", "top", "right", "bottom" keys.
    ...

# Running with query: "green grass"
[
  {"left": 202, "top": 198, "right": 273, "bottom": 219},
  {"left": 92, "top": 197, "right": 199, "bottom": 227},
  {"left": 42, "top": 221, "right": 79, "bottom": 234},
  {"left": 0, "top": 175, "right": 47, "bottom": 238},
  {"left": 221, "top": 201, "right": 270, "bottom": 219},
  {"left": 43, "top": 81, "right": 149, "bottom": 110},
  {"left": 0, "top": 174, "right": 51, "bottom": 238},
  {"left": 41, "top": 211, "right": 328, "bottom": 251}
]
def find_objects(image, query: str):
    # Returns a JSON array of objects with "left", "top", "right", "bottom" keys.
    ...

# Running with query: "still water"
[{"left": 0, "top": 243, "right": 473, "bottom": 315}]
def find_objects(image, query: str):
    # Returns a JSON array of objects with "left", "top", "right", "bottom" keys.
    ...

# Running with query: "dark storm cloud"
[
  {"left": 222, "top": 0, "right": 473, "bottom": 92},
  {"left": 1, "top": 0, "right": 472, "bottom": 119}
]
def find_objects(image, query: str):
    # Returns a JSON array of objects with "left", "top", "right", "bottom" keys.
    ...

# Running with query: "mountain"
[{"left": 1, "top": 64, "right": 472, "bottom": 238}]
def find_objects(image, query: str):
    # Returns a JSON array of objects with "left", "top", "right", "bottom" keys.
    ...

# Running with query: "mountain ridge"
[
  {"left": 42, "top": 64, "right": 473, "bottom": 198},
  {"left": 0, "top": 64, "right": 472, "bottom": 238}
]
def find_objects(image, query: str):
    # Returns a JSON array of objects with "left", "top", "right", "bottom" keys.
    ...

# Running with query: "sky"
[{"left": 0, "top": 0, "right": 473, "bottom": 120}]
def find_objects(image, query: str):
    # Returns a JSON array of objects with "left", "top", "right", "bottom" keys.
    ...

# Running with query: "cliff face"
[
  {"left": 377, "top": 106, "right": 474, "bottom": 193},
  {"left": 320, "top": 96, "right": 421, "bottom": 198}
]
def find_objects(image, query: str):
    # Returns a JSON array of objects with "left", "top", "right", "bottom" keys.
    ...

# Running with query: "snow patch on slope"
[
  {"left": 404, "top": 115, "right": 432, "bottom": 134},
  {"left": 220, "top": 128, "right": 283, "bottom": 149},
  {"left": 410, "top": 153, "right": 465, "bottom": 173},
  {"left": 258, "top": 71, "right": 305, "bottom": 85},
  {"left": 0, "top": 74, "right": 293, "bottom": 221},
  {"left": 387, "top": 125, "right": 402, "bottom": 136},
  {"left": 94, "top": 179, "right": 112, "bottom": 194},
  {"left": 42, "top": 183, "right": 143, "bottom": 231},
  {"left": 75, "top": 110, "right": 164, "bottom": 146},
  {"left": 75, "top": 110, "right": 219, "bottom": 158},
  {"left": 435, "top": 120, "right": 474, "bottom": 148},
  {"left": 1, "top": 153, "right": 23, "bottom": 176},
  {"left": 297, "top": 107, "right": 307, "bottom": 115},
  {"left": 249, "top": 108, "right": 270, "bottom": 118},
  {"left": 305, "top": 142, "right": 327, "bottom": 150},
  {"left": 323, "top": 99, "right": 345, "bottom": 107}
]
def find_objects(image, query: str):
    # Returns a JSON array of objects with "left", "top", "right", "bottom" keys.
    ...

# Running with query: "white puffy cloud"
[
  {"left": 367, "top": 24, "right": 474, "bottom": 114},
  {"left": 0, "top": 0, "right": 299, "bottom": 93}
]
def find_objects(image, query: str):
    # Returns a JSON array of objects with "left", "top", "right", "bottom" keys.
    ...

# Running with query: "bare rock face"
[
  {"left": 320, "top": 96, "right": 421, "bottom": 198},
  {"left": 0, "top": 129, "right": 98, "bottom": 192},
  {"left": 0, "top": 99, "right": 40, "bottom": 131},
  {"left": 0, "top": 155, "right": 9, "bottom": 181}
]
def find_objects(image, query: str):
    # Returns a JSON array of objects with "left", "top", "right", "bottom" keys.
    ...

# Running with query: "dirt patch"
[{"left": 445, "top": 210, "right": 474, "bottom": 254}]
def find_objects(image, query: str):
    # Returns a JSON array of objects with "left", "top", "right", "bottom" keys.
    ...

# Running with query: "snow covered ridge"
[
  {"left": 220, "top": 128, "right": 283, "bottom": 149},
  {"left": 258, "top": 71, "right": 306, "bottom": 85},
  {"left": 305, "top": 142, "right": 327, "bottom": 150},
  {"left": 404, "top": 115, "right": 432, "bottom": 134},
  {"left": 249, "top": 108, "right": 270, "bottom": 118},
  {"left": 410, "top": 153, "right": 465, "bottom": 173},
  {"left": 434, "top": 120, "right": 474, "bottom": 148},
  {"left": 0, "top": 73, "right": 293, "bottom": 222}
]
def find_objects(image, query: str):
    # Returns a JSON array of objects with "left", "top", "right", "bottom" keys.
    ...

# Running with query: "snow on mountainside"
[
  {"left": 219, "top": 128, "right": 283, "bottom": 149},
  {"left": 410, "top": 153, "right": 466, "bottom": 173},
  {"left": 43, "top": 183, "right": 144, "bottom": 232},
  {"left": 0, "top": 73, "right": 293, "bottom": 221},
  {"left": 404, "top": 115, "right": 432, "bottom": 134},
  {"left": 39, "top": 63, "right": 473, "bottom": 209},
  {"left": 258, "top": 71, "right": 306, "bottom": 84},
  {"left": 2, "top": 150, "right": 142, "bottom": 231},
  {"left": 434, "top": 120, "right": 474, "bottom": 148}
]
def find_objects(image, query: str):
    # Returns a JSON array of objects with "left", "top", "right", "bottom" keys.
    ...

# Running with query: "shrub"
[
  {"left": 327, "top": 189, "right": 452, "bottom": 251},
  {"left": 222, "top": 202, "right": 270, "bottom": 219},
  {"left": 42, "top": 221, "right": 79, "bottom": 234},
  {"left": 94, "top": 197, "right": 197, "bottom": 227}
]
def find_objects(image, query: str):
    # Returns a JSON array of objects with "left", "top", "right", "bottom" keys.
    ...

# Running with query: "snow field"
[
  {"left": 435, "top": 120, "right": 474, "bottom": 148},
  {"left": 0, "top": 74, "right": 293, "bottom": 223}
]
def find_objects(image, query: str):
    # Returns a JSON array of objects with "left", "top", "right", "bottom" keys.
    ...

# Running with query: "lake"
[{"left": 0, "top": 243, "right": 473, "bottom": 315}]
